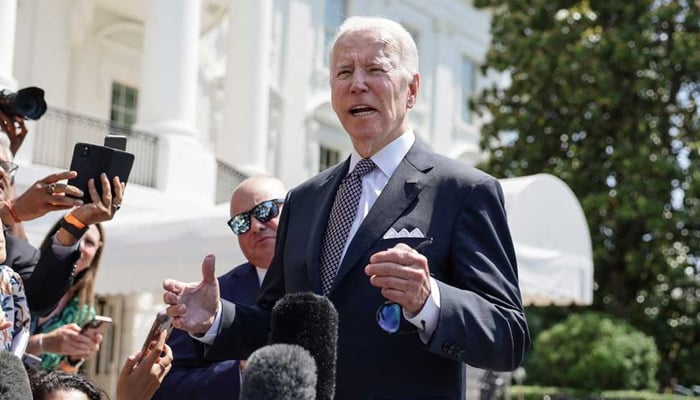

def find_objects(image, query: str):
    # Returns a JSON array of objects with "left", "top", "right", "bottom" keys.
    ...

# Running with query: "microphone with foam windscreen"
[
  {"left": 269, "top": 292, "right": 338, "bottom": 400},
  {"left": 240, "top": 343, "right": 317, "bottom": 400},
  {"left": 0, "top": 350, "right": 33, "bottom": 400}
]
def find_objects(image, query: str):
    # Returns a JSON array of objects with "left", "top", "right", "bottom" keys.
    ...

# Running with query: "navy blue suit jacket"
[
  {"left": 208, "top": 141, "right": 530, "bottom": 399},
  {"left": 152, "top": 263, "right": 260, "bottom": 400}
]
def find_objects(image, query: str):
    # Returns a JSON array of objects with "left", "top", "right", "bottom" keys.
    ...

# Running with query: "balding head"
[{"left": 230, "top": 176, "right": 287, "bottom": 269}]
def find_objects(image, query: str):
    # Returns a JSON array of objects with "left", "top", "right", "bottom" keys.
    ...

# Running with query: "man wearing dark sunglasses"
[
  {"left": 154, "top": 176, "right": 287, "bottom": 400},
  {"left": 165, "top": 17, "right": 529, "bottom": 399}
]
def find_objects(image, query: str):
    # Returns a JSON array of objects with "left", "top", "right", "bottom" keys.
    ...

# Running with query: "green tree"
[{"left": 472, "top": 0, "right": 700, "bottom": 386}]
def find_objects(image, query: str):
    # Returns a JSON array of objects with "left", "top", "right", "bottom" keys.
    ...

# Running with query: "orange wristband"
[
  {"left": 3, "top": 200, "right": 21, "bottom": 223},
  {"left": 64, "top": 212, "right": 86, "bottom": 229}
]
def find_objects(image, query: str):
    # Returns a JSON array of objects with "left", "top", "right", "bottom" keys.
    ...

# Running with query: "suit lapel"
[
  {"left": 330, "top": 142, "right": 434, "bottom": 293},
  {"left": 306, "top": 160, "right": 351, "bottom": 293}
]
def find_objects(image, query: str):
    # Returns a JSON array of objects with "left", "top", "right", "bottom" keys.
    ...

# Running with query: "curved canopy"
[{"left": 499, "top": 173, "right": 593, "bottom": 306}]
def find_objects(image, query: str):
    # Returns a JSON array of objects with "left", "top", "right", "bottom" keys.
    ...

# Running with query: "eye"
[{"left": 336, "top": 70, "right": 351, "bottom": 78}]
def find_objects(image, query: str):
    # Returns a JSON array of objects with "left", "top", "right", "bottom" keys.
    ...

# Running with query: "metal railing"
[
  {"left": 216, "top": 160, "right": 249, "bottom": 203},
  {"left": 31, "top": 108, "right": 159, "bottom": 188}
]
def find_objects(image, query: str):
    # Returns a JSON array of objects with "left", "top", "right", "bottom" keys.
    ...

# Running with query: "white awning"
[{"left": 500, "top": 173, "right": 594, "bottom": 306}]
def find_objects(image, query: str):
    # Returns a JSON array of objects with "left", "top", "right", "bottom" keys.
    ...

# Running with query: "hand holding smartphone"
[
  {"left": 80, "top": 315, "right": 113, "bottom": 340},
  {"left": 139, "top": 311, "right": 172, "bottom": 362},
  {"left": 67, "top": 142, "right": 134, "bottom": 204}
]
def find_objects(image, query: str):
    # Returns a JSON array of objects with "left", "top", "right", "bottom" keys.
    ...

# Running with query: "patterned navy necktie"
[{"left": 320, "top": 158, "right": 377, "bottom": 295}]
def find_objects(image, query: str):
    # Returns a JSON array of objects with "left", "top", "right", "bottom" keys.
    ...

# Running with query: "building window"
[
  {"left": 461, "top": 58, "right": 476, "bottom": 123},
  {"left": 323, "top": 0, "right": 346, "bottom": 66},
  {"left": 110, "top": 82, "right": 138, "bottom": 129},
  {"left": 319, "top": 145, "right": 340, "bottom": 171}
]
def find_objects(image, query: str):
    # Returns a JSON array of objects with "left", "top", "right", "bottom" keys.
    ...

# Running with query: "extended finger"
[
  {"left": 112, "top": 176, "right": 124, "bottom": 200},
  {"left": 201, "top": 255, "right": 217, "bottom": 285},
  {"left": 42, "top": 170, "right": 78, "bottom": 183},
  {"left": 162, "top": 291, "right": 181, "bottom": 305},
  {"left": 144, "top": 330, "right": 168, "bottom": 366},
  {"left": 99, "top": 173, "right": 112, "bottom": 202},
  {"left": 62, "top": 184, "right": 84, "bottom": 199},
  {"left": 162, "top": 279, "right": 185, "bottom": 295}
]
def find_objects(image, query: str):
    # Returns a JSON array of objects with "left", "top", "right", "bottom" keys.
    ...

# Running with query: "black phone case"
[{"left": 67, "top": 142, "right": 135, "bottom": 203}]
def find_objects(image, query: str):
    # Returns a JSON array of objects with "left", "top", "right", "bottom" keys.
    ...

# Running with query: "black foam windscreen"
[
  {"left": 0, "top": 350, "right": 33, "bottom": 400},
  {"left": 240, "top": 344, "right": 317, "bottom": 400},
  {"left": 269, "top": 292, "right": 338, "bottom": 400}
]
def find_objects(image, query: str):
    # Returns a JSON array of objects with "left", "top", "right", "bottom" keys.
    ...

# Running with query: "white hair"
[{"left": 330, "top": 16, "right": 419, "bottom": 80}]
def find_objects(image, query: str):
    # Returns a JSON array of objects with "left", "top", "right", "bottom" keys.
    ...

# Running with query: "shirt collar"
[{"left": 348, "top": 130, "right": 415, "bottom": 178}]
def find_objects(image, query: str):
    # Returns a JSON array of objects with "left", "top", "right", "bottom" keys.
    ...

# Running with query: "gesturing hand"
[{"left": 163, "top": 254, "right": 220, "bottom": 335}]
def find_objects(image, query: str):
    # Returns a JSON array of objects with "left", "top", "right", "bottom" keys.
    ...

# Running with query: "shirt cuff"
[
  {"left": 190, "top": 301, "right": 225, "bottom": 345},
  {"left": 51, "top": 233, "right": 80, "bottom": 259},
  {"left": 404, "top": 277, "right": 441, "bottom": 343}
]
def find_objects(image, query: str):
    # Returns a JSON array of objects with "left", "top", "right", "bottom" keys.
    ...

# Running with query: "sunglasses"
[
  {"left": 227, "top": 199, "right": 284, "bottom": 235},
  {"left": 376, "top": 238, "right": 433, "bottom": 334}
]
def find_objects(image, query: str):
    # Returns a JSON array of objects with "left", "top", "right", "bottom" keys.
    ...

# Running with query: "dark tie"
[{"left": 320, "top": 158, "right": 377, "bottom": 295}]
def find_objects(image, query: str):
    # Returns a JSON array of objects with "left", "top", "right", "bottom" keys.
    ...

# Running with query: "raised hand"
[
  {"left": 163, "top": 255, "right": 220, "bottom": 335},
  {"left": 117, "top": 329, "right": 173, "bottom": 400},
  {"left": 71, "top": 173, "right": 126, "bottom": 226},
  {"left": 8, "top": 171, "right": 84, "bottom": 221}
]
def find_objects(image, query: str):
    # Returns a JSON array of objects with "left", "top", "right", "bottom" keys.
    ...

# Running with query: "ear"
[{"left": 406, "top": 73, "right": 420, "bottom": 109}]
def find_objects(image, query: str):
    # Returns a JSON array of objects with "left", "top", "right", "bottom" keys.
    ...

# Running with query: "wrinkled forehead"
[{"left": 331, "top": 28, "right": 399, "bottom": 64}]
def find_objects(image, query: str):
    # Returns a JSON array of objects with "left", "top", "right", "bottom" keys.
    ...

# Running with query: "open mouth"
[{"left": 350, "top": 105, "right": 377, "bottom": 117}]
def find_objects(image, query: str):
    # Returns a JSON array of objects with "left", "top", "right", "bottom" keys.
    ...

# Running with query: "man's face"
[
  {"left": 330, "top": 29, "right": 418, "bottom": 157},
  {"left": 231, "top": 180, "right": 285, "bottom": 269}
]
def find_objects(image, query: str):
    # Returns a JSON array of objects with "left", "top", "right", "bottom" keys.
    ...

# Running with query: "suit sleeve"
[
  {"left": 7, "top": 234, "right": 79, "bottom": 317},
  {"left": 427, "top": 177, "right": 530, "bottom": 371},
  {"left": 26, "top": 246, "right": 79, "bottom": 317},
  {"left": 204, "top": 192, "right": 293, "bottom": 360}
]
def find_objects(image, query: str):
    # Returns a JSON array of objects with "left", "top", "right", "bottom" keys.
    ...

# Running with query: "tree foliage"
[{"left": 472, "top": 0, "right": 700, "bottom": 386}]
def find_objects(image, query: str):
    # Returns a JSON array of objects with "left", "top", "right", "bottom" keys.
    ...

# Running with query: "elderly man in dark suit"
[
  {"left": 153, "top": 176, "right": 286, "bottom": 400},
  {"left": 164, "top": 16, "right": 529, "bottom": 399}
]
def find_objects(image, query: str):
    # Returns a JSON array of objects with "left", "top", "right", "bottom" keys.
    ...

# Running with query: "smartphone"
[
  {"left": 139, "top": 311, "right": 172, "bottom": 362},
  {"left": 104, "top": 134, "right": 127, "bottom": 151},
  {"left": 67, "top": 142, "right": 135, "bottom": 203},
  {"left": 80, "top": 315, "right": 113, "bottom": 339}
]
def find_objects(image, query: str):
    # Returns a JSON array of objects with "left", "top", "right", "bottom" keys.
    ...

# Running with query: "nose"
[
  {"left": 349, "top": 70, "right": 368, "bottom": 93},
  {"left": 250, "top": 216, "right": 268, "bottom": 233}
]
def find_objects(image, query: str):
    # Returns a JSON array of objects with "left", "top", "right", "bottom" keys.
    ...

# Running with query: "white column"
[
  {"left": 138, "top": 0, "right": 200, "bottom": 136},
  {"left": 219, "top": 0, "right": 272, "bottom": 175},
  {"left": 275, "top": 0, "right": 315, "bottom": 185},
  {"left": 137, "top": 0, "right": 216, "bottom": 203},
  {"left": 0, "top": 0, "right": 18, "bottom": 89},
  {"left": 430, "top": 21, "right": 457, "bottom": 156}
]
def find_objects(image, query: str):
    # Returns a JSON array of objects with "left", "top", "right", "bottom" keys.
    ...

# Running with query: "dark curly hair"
[{"left": 30, "top": 370, "right": 107, "bottom": 400}]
